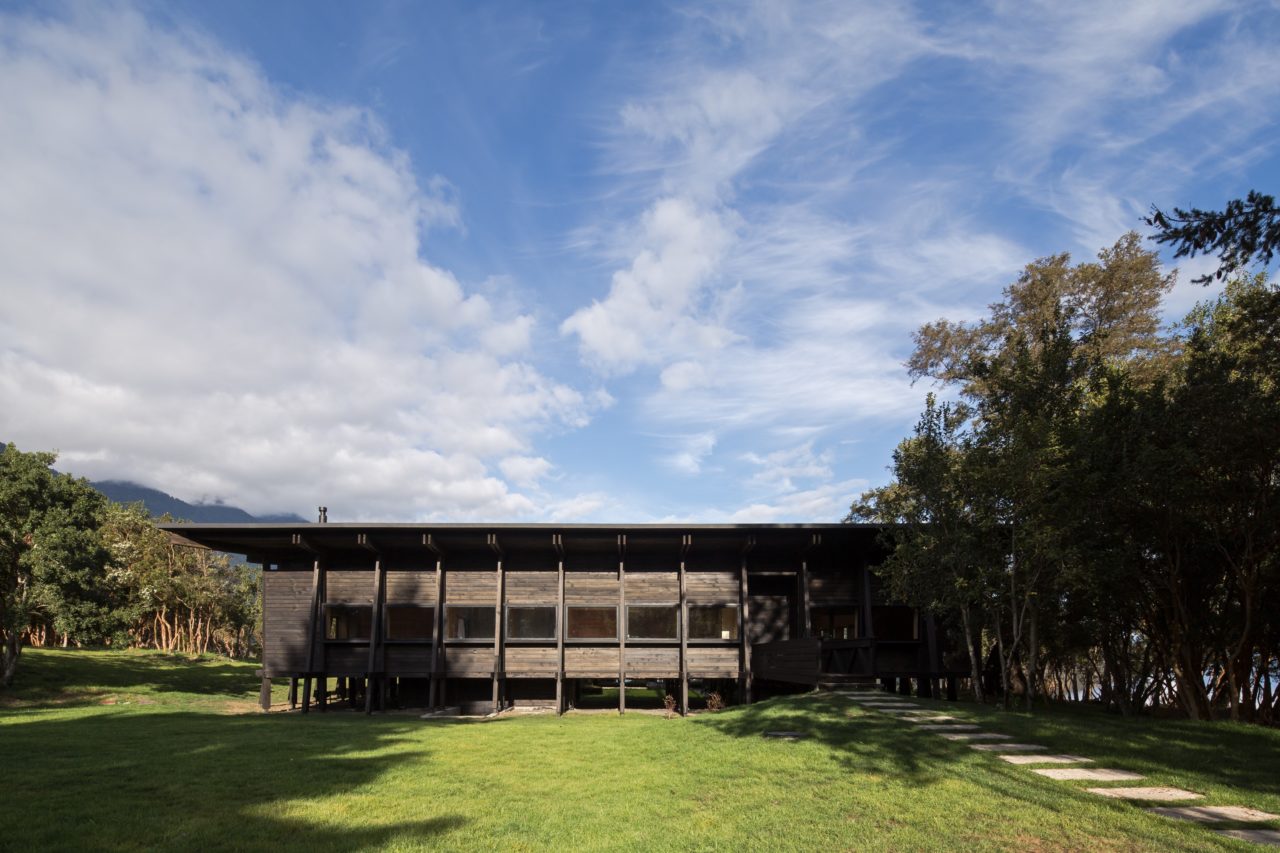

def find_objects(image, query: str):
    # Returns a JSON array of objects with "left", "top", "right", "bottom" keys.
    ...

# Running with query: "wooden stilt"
[
  {"left": 259, "top": 676, "right": 272, "bottom": 712},
  {"left": 301, "top": 676, "right": 313, "bottom": 714},
  {"left": 288, "top": 677, "right": 298, "bottom": 709}
]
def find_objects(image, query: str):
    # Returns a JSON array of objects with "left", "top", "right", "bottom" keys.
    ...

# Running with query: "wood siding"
[
  {"left": 687, "top": 646, "right": 739, "bottom": 677},
  {"left": 564, "top": 571, "right": 618, "bottom": 605},
  {"left": 445, "top": 571, "right": 497, "bottom": 605},
  {"left": 263, "top": 572, "right": 312, "bottom": 673},
  {"left": 624, "top": 571, "right": 678, "bottom": 602},
  {"left": 564, "top": 646, "right": 619, "bottom": 677},
  {"left": 504, "top": 645, "right": 558, "bottom": 676},
  {"left": 384, "top": 645, "right": 433, "bottom": 673},
  {"left": 808, "top": 571, "right": 857, "bottom": 603},
  {"left": 685, "top": 572, "right": 737, "bottom": 604},
  {"left": 385, "top": 571, "right": 436, "bottom": 603},
  {"left": 445, "top": 646, "right": 495, "bottom": 676},
  {"left": 504, "top": 571, "right": 558, "bottom": 604},
  {"left": 325, "top": 571, "right": 373, "bottom": 605},
  {"left": 624, "top": 646, "right": 679, "bottom": 676}
]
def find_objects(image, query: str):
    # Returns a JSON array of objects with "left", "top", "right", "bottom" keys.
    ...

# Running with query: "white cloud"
[{"left": 0, "top": 8, "right": 600, "bottom": 520}]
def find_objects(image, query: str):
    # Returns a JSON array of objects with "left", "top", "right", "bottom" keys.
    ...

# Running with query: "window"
[
  {"left": 508, "top": 606, "right": 556, "bottom": 640},
  {"left": 325, "top": 605, "right": 372, "bottom": 640},
  {"left": 813, "top": 607, "right": 859, "bottom": 641},
  {"left": 567, "top": 606, "right": 617, "bottom": 640},
  {"left": 385, "top": 605, "right": 432, "bottom": 640},
  {"left": 445, "top": 606, "right": 496, "bottom": 640},
  {"left": 688, "top": 605, "right": 738, "bottom": 640},
  {"left": 627, "top": 605, "right": 678, "bottom": 640}
]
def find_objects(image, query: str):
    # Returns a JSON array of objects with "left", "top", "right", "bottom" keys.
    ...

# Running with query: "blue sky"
[{"left": 1, "top": 1, "right": 1278, "bottom": 522}]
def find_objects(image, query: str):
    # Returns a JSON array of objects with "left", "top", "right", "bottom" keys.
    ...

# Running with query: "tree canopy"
[{"left": 1146, "top": 190, "right": 1280, "bottom": 284}]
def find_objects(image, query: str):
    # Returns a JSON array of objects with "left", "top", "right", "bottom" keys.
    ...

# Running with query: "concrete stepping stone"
[
  {"left": 917, "top": 724, "right": 981, "bottom": 731},
  {"left": 1151, "top": 805, "right": 1280, "bottom": 823},
  {"left": 876, "top": 708, "right": 933, "bottom": 715},
  {"left": 971, "top": 743, "right": 1047, "bottom": 751},
  {"left": 1215, "top": 829, "right": 1280, "bottom": 847},
  {"left": 1032, "top": 768, "right": 1144, "bottom": 782},
  {"left": 999, "top": 754, "right": 1093, "bottom": 765},
  {"left": 909, "top": 715, "right": 962, "bottom": 723},
  {"left": 762, "top": 731, "right": 808, "bottom": 740},
  {"left": 861, "top": 702, "right": 920, "bottom": 708},
  {"left": 1085, "top": 786, "right": 1201, "bottom": 802},
  {"left": 941, "top": 732, "right": 1010, "bottom": 741}
]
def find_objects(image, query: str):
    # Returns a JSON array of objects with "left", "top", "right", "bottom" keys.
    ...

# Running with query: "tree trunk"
[
  {"left": 1, "top": 630, "right": 20, "bottom": 688},
  {"left": 961, "top": 605, "right": 985, "bottom": 703}
]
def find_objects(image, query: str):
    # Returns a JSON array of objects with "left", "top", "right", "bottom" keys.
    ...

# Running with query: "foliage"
[
  {"left": 1146, "top": 189, "right": 1280, "bottom": 284},
  {"left": 858, "top": 233, "right": 1280, "bottom": 723}
]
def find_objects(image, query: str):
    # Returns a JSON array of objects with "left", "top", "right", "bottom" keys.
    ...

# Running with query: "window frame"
[
  {"left": 443, "top": 605, "right": 498, "bottom": 642},
  {"left": 625, "top": 604, "right": 680, "bottom": 642},
  {"left": 323, "top": 603, "right": 373, "bottom": 642},
  {"left": 565, "top": 605, "right": 619, "bottom": 642},
  {"left": 383, "top": 603, "right": 435, "bottom": 642},
  {"left": 686, "top": 604, "right": 739, "bottom": 642},
  {"left": 505, "top": 605, "right": 558, "bottom": 642}
]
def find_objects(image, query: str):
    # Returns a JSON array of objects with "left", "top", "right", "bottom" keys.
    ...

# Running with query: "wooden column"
[
  {"left": 740, "top": 537, "right": 754, "bottom": 704},
  {"left": 799, "top": 560, "right": 812, "bottom": 639},
  {"left": 679, "top": 534, "right": 690, "bottom": 716},
  {"left": 299, "top": 548, "right": 323, "bottom": 715},
  {"left": 361, "top": 536, "right": 384, "bottom": 715},
  {"left": 618, "top": 534, "right": 626, "bottom": 715},
  {"left": 259, "top": 673, "right": 272, "bottom": 711},
  {"left": 426, "top": 535, "right": 445, "bottom": 709},
  {"left": 489, "top": 534, "right": 504, "bottom": 715},
  {"left": 554, "top": 534, "right": 565, "bottom": 715},
  {"left": 860, "top": 561, "right": 875, "bottom": 640}
]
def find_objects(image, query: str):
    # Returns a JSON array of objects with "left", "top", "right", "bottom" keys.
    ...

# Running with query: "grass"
[{"left": 2, "top": 649, "right": 1278, "bottom": 851}]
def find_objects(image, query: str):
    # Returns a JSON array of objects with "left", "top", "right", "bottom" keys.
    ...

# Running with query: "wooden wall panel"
[
  {"left": 385, "top": 645, "right": 433, "bottom": 673},
  {"left": 505, "top": 571, "right": 558, "bottom": 604},
  {"left": 505, "top": 646, "right": 558, "bottom": 675},
  {"left": 687, "top": 647, "right": 739, "bottom": 677},
  {"left": 385, "top": 571, "right": 437, "bottom": 604},
  {"left": 326, "top": 645, "right": 367, "bottom": 675},
  {"left": 564, "top": 571, "right": 618, "bottom": 605},
  {"left": 564, "top": 646, "right": 619, "bottom": 677},
  {"left": 445, "top": 571, "right": 497, "bottom": 605},
  {"left": 808, "top": 572, "right": 857, "bottom": 603},
  {"left": 624, "top": 572, "right": 678, "bottom": 602},
  {"left": 624, "top": 646, "right": 679, "bottom": 676},
  {"left": 748, "top": 595, "right": 792, "bottom": 644},
  {"left": 263, "top": 572, "right": 312, "bottom": 673},
  {"left": 685, "top": 572, "right": 738, "bottom": 604},
  {"left": 325, "top": 571, "right": 374, "bottom": 604},
  {"left": 446, "top": 646, "right": 495, "bottom": 676}
]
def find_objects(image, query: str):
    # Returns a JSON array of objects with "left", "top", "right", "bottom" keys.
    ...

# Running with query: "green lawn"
[{"left": 2, "top": 649, "right": 1278, "bottom": 851}]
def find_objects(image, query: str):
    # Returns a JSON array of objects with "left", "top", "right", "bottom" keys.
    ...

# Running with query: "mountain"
[{"left": 91, "top": 480, "right": 307, "bottom": 523}]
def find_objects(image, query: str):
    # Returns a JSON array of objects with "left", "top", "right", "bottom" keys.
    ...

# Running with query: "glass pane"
[
  {"left": 627, "top": 606, "right": 677, "bottom": 639},
  {"left": 688, "top": 606, "right": 738, "bottom": 640},
  {"left": 325, "top": 605, "right": 372, "bottom": 640},
  {"left": 567, "top": 607, "right": 616, "bottom": 639},
  {"left": 508, "top": 606, "right": 556, "bottom": 639},
  {"left": 446, "top": 606, "right": 496, "bottom": 640},
  {"left": 386, "top": 606, "right": 432, "bottom": 640}
]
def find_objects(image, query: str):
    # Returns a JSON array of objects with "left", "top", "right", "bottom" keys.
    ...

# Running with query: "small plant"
[
  {"left": 705, "top": 691, "right": 724, "bottom": 712},
  {"left": 663, "top": 693, "right": 677, "bottom": 719}
]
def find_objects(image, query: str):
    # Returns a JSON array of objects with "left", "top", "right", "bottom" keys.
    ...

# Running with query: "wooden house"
[{"left": 160, "top": 522, "right": 953, "bottom": 714}]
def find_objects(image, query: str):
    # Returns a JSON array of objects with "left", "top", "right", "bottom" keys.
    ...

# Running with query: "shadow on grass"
[
  {"left": 0, "top": 709, "right": 468, "bottom": 851},
  {"left": 1, "top": 648, "right": 260, "bottom": 707}
]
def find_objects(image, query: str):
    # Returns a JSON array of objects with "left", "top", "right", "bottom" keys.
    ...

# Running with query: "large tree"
[
  {"left": 1146, "top": 190, "right": 1280, "bottom": 284},
  {"left": 0, "top": 444, "right": 109, "bottom": 687}
]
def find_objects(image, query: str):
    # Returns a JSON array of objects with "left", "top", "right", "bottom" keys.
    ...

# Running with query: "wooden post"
[
  {"left": 618, "top": 534, "right": 626, "bottom": 715},
  {"left": 679, "top": 534, "right": 689, "bottom": 716},
  {"left": 490, "top": 534, "right": 503, "bottom": 715},
  {"left": 799, "top": 559, "right": 812, "bottom": 639},
  {"left": 555, "top": 534, "right": 565, "bottom": 715},
  {"left": 301, "top": 555, "right": 322, "bottom": 715},
  {"left": 426, "top": 535, "right": 444, "bottom": 709},
  {"left": 364, "top": 545, "right": 384, "bottom": 715},
  {"left": 259, "top": 675, "right": 272, "bottom": 712},
  {"left": 740, "top": 537, "right": 754, "bottom": 705},
  {"left": 288, "top": 677, "right": 298, "bottom": 709}
]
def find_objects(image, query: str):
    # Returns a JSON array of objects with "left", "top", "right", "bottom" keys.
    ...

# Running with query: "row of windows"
[{"left": 325, "top": 604, "right": 739, "bottom": 642}]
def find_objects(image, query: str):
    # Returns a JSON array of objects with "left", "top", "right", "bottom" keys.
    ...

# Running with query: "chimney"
[{"left": 318, "top": 506, "right": 328, "bottom": 524}]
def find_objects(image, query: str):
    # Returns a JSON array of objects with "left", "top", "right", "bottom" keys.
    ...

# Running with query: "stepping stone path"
[
  {"left": 998, "top": 754, "right": 1093, "bottom": 765},
  {"left": 916, "top": 724, "right": 981, "bottom": 731},
  {"left": 909, "top": 715, "right": 962, "bottom": 723},
  {"left": 1216, "top": 829, "right": 1280, "bottom": 847},
  {"left": 971, "top": 743, "right": 1047, "bottom": 751},
  {"left": 1086, "top": 786, "right": 1202, "bottom": 802},
  {"left": 1031, "top": 768, "right": 1143, "bottom": 782},
  {"left": 941, "top": 732, "right": 1010, "bottom": 741},
  {"left": 762, "top": 731, "right": 807, "bottom": 740},
  {"left": 1151, "top": 806, "right": 1279, "bottom": 824}
]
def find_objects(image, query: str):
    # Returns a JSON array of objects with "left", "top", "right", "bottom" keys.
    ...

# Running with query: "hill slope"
[{"left": 91, "top": 480, "right": 306, "bottom": 523}]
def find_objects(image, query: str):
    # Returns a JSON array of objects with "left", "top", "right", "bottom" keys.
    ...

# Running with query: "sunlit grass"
[{"left": 2, "top": 649, "right": 1277, "bottom": 851}]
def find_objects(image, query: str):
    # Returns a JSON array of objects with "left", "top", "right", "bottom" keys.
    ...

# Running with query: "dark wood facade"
[{"left": 160, "top": 523, "right": 950, "bottom": 714}]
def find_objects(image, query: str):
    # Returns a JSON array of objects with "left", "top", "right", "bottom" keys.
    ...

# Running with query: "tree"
[
  {"left": 0, "top": 444, "right": 109, "bottom": 687},
  {"left": 1146, "top": 190, "right": 1280, "bottom": 284}
]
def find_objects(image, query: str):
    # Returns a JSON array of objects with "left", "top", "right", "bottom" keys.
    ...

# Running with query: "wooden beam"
[
  {"left": 555, "top": 534, "right": 564, "bottom": 715},
  {"left": 679, "top": 533, "right": 689, "bottom": 716},
  {"left": 740, "top": 535, "right": 753, "bottom": 704},
  {"left": 490, "top": 534, "right": 503, "bottom": 715},
  {"left": 618, "top": 533, "right": 626, "bottom": 715},
  {"left": 361, "top": 539, "right": 383, "bottom": 715},
  {"left": 427, "top": 535, "right": 444, "bottom": 709},
  {"left": 301, "top": 554, "right": 322, "bottom": 715}
]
